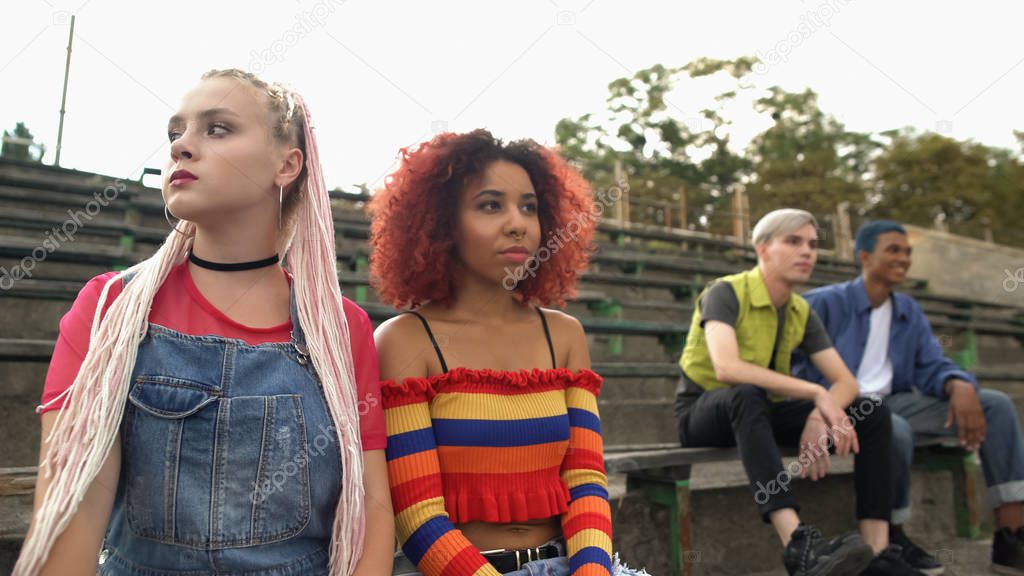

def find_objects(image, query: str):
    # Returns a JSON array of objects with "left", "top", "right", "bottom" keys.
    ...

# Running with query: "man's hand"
[
  {"left": 946, "top": 379, "right": 985, "bottom": 450},
  {"left": 812, "top": 389, "right": 859, "bottom": 456},
  {"left": 799, "top": 414, "right": 832, "bottom": 480}
]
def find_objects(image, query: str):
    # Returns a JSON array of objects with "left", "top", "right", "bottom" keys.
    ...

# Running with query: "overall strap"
[{"left": 120, "top": 268, "right": 139, "bottom": 286}]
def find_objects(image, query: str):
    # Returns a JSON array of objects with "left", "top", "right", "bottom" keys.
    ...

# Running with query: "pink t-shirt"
[{"left": 40, "top": 262, "right": 386, "bottom": 451}]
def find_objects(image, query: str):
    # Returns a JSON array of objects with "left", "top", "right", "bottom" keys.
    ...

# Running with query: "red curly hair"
[{"left": 369, "top": 129, "right": 596, "bottom": 309}]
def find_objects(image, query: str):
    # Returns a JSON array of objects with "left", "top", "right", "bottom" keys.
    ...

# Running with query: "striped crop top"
[{"left": 382, "top": 309, "right": 613, "bottom": 576}]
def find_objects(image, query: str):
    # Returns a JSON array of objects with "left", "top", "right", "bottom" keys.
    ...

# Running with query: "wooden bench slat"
[{"left": 0, "top": 467, "right": 38, "bottom": 497}]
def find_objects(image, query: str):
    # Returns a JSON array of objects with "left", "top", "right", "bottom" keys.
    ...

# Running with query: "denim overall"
[{"left": 98, "top": 271, "right": 342, "bottom": 575}]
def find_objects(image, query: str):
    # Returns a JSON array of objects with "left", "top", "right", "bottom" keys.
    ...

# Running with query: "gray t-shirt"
[{"left": 675, "top": 282, "right": 832, "bottom": 417}]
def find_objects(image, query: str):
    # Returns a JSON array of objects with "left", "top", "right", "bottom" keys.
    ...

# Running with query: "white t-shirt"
[{"left": 856, "top": 298, "right": 894, "bottom": 398}]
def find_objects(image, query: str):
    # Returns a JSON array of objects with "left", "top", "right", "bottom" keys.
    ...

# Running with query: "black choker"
[{"left": 189, "top": 251, "right": 280, "bottom": 272}]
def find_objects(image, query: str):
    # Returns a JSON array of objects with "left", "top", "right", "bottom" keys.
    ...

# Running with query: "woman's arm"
[
  {"left": 19, "top": 273, "right": 123, "bottom": 574},
  {"left": 343, "top": 301, "right": 395, "bottom": 575},
  {"left": 24, "top": 411, "right": 120, "bottom": 576},
  {"left": 556, "top": 312, "right": 614, "bottom": 576},
  {"left": 352, "top": 449, "right": 394, "bottom": 576},
  {"left": 375, "top": 315, "right": 501, "bottom": 576},
  {"left": 704, "top": 321, "right": 826, "bottom": 399}
]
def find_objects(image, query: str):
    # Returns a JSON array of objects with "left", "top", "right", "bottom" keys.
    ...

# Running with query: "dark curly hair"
[{"left": 369, "top": 129, "right": 596, "bottom": 309}]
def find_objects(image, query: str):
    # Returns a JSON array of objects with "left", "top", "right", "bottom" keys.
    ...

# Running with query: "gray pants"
[{"left": 886, "top": 388, "right": 1024, "bottom": 524}]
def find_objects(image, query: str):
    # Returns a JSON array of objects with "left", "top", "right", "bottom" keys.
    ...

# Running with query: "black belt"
[{"left": 480, "top": 541, "right": 564, "bottom": 573}]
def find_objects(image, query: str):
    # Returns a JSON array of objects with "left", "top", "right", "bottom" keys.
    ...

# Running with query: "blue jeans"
[
  {"left": 98, "top": 272, "right": 342, "bottom": 575},
  {"left": 886, "top": 388, "right": 1024, "bottom": 524}
]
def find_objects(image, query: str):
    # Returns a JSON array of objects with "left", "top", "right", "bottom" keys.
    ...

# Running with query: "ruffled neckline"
[{"left": 381, "top": 367, "right": 602, "bottom": 401}]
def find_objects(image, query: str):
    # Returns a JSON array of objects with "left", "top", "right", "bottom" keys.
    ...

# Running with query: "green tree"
[
  {"left": 866, "top": 130, "right": 990, "bottom": 229},
  {"left": 746, "top": 87, "right": 878, "bottom": 237},
  {"left": 554, "top": 58, "right": 1024, "bottom": 249},
  {"left": 864, "top": 130, "right": 1024, "bottom": 247},
  {"left": 554, "top": 58, "right": 758, "bottom": 233},
  {"left": 969, "top": 143, "right": 1024, "bottom": 246}
]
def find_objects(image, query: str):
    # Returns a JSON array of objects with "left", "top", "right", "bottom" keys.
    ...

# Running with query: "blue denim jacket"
[
  {"left": 792, "top": 277, "right": 977, "bottom": 398},
  {"left": 98, "top": 271, "right": 342, "bottom": 575}
]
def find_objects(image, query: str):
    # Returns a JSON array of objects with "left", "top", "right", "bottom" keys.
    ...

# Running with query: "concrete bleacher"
[{"left": 0, "top": 157, "right": 1021, "bottom": 574}]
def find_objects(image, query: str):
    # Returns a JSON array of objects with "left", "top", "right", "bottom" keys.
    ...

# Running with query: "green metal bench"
[{"left": 605, "top": 436, "right": 973, "bottom": 576}]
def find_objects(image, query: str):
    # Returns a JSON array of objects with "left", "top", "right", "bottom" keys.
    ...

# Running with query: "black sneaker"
[
  {"left": 890, "top": 525, "right": 944, "bottom": 575},
  {"left": 860, "top": 545, "right": 925, "bottom": 575},
  {"left": 992, "top": 527, "right": 1024, "bottom": 575},
  {"left": 783, "top": 524, "right": 875, "bottom": 576}
]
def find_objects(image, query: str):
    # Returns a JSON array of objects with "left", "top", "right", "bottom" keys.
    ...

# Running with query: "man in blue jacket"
[{"left": 794, "top": 220, "right": 1024, "bottom": 575}]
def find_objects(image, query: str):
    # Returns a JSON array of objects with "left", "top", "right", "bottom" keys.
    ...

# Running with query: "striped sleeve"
[
  {"left": 561, "top": 371, "right": 613, "bottom": 576},
  {"left": 383, "top": 378, "right": 501, "bottom": 576}
]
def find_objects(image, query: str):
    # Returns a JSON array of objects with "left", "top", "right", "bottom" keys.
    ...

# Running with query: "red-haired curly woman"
[{"left": 370, "top": 129, "right": 643, "bottom": 576}]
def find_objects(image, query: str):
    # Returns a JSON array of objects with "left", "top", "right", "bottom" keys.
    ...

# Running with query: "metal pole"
[{"left": 55, "top": 14, "right": 76, "bottom": 167}]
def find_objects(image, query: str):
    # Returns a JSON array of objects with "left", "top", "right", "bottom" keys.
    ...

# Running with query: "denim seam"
[
  {"left": 101, "top": 543, "right": 330, "bottom": 575},
  {"left": 290, "top": 394, "right": 313, "bottom": 539},
  {"left": 252, "top": 395, "right": 272, "bottom": 538},
  {"left": 258, "top": 543, "right": 329, "bottom": 576},
  {"left": 124, "top": 407, "right": 140, "bottom": 532},
  {"left": 165, "top": 419, "right": 182, "bottom": 538},
  {"left": 222, "top": 341, "right": 236, "bottom": 397},
  {"left": 212, "top": 343, "right": 230, "bottom": 543},
  {"left": 129, "top": 397, "right": 218, "bottom": 420},
  {"left": 129, "top": 385, "right": 219, "bottom": 419},
  {"left": 134, "top": 375, "right": 222, "bottom": 394},
  {"left": 102, "top": 545, "right": 205, "bottom": 576},
  {"left": 211, "top": 397, "right": 229, "bottom": 542}
]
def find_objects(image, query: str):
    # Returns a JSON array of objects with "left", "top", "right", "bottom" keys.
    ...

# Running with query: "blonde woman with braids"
[{"left": 15, "top": 69, "right": 394, "bottom": 576}]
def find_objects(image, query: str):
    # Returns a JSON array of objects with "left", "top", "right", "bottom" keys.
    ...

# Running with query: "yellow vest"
[{"left": 680, "top": 266, "right": 810, "bottom": 397}]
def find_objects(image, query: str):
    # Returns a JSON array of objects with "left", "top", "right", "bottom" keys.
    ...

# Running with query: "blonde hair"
[
  {"left": 751, "top": 208, "right": 818, "bottom": 246},
  {"left": 16, "top": 70, "right": 365, "bottom": 575}
]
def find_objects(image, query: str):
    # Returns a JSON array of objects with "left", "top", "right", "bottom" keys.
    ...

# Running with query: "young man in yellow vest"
[{"left": 675, "top": 209, "right": 918, "bottom": 576}]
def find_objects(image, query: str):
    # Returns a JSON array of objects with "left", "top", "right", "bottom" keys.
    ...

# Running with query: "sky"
[{"left": 2, "top": 0, "right": 1022, "bottom": 192}]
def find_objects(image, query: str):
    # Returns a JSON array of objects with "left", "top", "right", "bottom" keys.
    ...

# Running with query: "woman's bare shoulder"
[
  {"left": 537, "top": 307, "right": 588, "bottom": 368},
  {"left": 374, "top": 311, "right": 433, "bottom": 380},
  {"left": 537, "top": 307, "right": 584, "bottom": 337}
]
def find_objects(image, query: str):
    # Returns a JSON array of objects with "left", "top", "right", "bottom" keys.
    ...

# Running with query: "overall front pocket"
[{"left": 123, "top": 376, "right": 311, "bottom": 548}]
